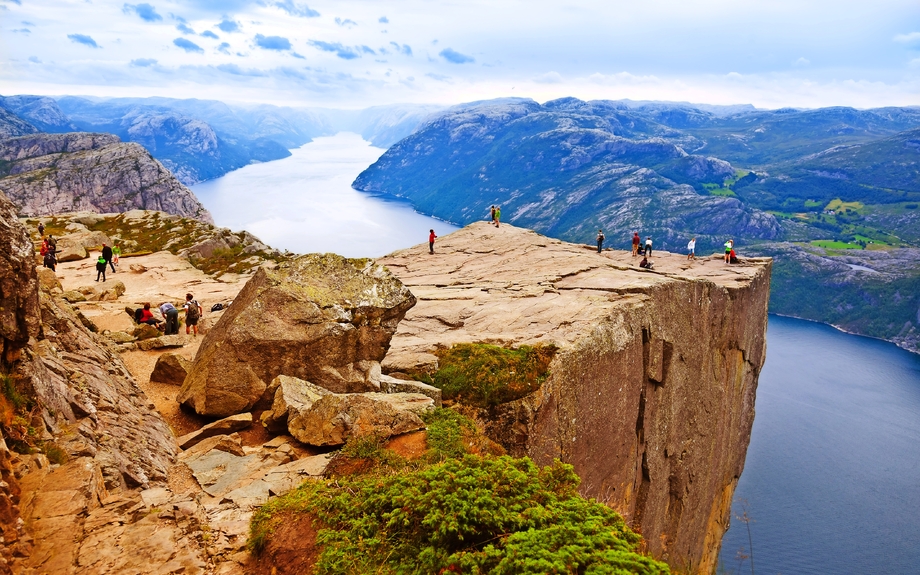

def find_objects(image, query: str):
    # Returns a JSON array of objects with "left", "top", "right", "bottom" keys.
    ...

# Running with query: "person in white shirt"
[{"left": 687, "top": 237, "right": 696, "bottom": 260}]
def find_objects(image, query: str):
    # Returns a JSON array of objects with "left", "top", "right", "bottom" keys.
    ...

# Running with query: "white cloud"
[
  {"left": 893, "top": 31, "right": 920, "bottom": 48},
  {"left": 793, "top": 57, "right": 810, "bottom": 67},
  {"left": 533, "top": 71, "right": 562, "bottom": 84}
]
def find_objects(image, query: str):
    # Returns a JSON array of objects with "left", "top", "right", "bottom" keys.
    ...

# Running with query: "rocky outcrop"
[
  {"left": 259, "top": 375, "right": 434, "bottom": 446},
  {"left": 177, "top": 253, "right": 417, "bottom": 417},
  {"left": 0, "top": 133, "right": 212, "bottom": 223},
  {"left": 378, "top": 222, "right": 772, "bottom": 574}
]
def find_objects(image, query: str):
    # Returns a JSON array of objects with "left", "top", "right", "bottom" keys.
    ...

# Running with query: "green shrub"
[
  {"left": 250, "top": 455, "right": 669, "bottom": 575},
  {"left": 421, "top": 408, "right": 477, "bottom": 461},
  {"left": 416, "top": 343, "right": 557, "bottom": 408}
]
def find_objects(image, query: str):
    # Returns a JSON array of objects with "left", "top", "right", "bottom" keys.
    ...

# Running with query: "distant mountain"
[
  {"left": 0, "top": 107, "right": 38, "bottom": 138},
  {"left": 0, "top": 132, "right": 211, "bottom": 222},
  {"left": 321, "top": 104, "right": 446, "bottom": 148},
  {"left": 0, "top": 95, "right": 78, "bottom": 132},
  {"left": 52, "top": 96, "right": 302, "bottom": 185},
  {"left": 353, "top": 97, "right": 781, "bottom": 249}
]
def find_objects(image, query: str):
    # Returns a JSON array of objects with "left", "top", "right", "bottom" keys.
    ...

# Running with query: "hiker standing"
[
  {"left": 596, "top": 229, "right": 605, "bottom": 253},
  {"left": 159, "top": 302, "right": 180, "bottom": 335},
  {"left": 112, "top": 243, "right": 121, "bottom": 265},
  {"left": 47, "top": 235, "right": 57, "bottom": 252},
  {"left": 632, "top": 232, "right": 640, "bottom": 256},
  {"left": 490, "top": 205, "right": 496, "bottom": 224},
  {"left": 687, "top": 237, "right": 696, "bottom": 260},
  {"left": 37, "top": 222, "right": 44, "bottom": 236},
  {"left": 95, "top": 255, "right": 107, "bottom": 282},
  {"left": 429, "top": 229, "right": 437, "bottom": 254},
  {"left": 183, "top": 293, "right": 202, "bottom": 336},
  {"left": 494, "top": 206, "right": 501, "bottom": 227},
  {"left": 102, "top": 243, "right": 115, "bottom": 273},
  {"left": 645, "top": 236, "right": 653, "bottom": 257},
  {"left": 724, "top": 239, "right": 734, "bottom": 263}
]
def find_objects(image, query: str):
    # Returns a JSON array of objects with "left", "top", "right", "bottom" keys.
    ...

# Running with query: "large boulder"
[
  {"left": 260, "top": 375, "right": 433, "bottom": 446},
  {"left": 177, "top": 253, "right": 416, "bottom": 417}
]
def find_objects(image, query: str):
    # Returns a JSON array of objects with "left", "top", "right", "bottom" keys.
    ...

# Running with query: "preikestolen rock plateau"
[
  {"left": 378, "top": 222, "right": 772, "bottom": 573},
  {"left": 177, "top": 253, "right": 417, "bottom": 417}
]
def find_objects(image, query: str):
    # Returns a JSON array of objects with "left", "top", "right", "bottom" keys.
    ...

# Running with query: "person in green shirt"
[
  {"left": 494, "top": 206, "right": 501, "bottom": 227},
  {"left": 112, "top": 243, "right": 121, "bottom": 265}
]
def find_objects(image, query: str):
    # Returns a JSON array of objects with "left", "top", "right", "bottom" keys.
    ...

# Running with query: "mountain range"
[{"left": 0, "top": 95, "right": 444, "bottom": 185}]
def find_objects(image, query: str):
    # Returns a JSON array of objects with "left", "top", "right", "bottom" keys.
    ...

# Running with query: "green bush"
[
  {"left": 421, "top": 408, "right": 478, "bottom": 461},
  {"left": 416, "top": 343, "right": 557, "bottom": 408},
  {"left": 250, "top": 455, "right": 669, "bottom": 575}
]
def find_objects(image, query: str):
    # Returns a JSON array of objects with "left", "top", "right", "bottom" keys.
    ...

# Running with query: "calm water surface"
[
  {"left": 191, "top": 132, "right": 458, "bottom": 257},
  {"left": 194, "top": 135, "right": 920, "bottom": 574},
  {"left": 720, "top": 315, "right": 920, "bottom": 574}
]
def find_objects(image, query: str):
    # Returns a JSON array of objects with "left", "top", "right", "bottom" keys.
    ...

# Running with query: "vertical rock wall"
[{"left": 521, "top": 271, "right": 770, "bottom": 573}]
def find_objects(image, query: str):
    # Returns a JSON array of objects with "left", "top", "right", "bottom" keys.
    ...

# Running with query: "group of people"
[
  {"left": 39, "top": 233, "right": 58, "bottom": 271},
  {"left": 612, "top": 231, "right": 740, "bottom": 267},
  {"left": 136, "top": 294, "right": 203, "bottom": 336},
  {"left": 489, "top": 205, "right": 501, "bottom": 227}
]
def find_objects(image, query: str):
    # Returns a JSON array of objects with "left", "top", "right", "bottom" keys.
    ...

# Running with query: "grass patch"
[
  {"left": 250, "top": 455, "right": 669, "bottom": 575},
  {"left": 824, "top": 198, "right": 864, "bottom": 214},
  {"left": 414, "top": 343, "right": 557, "bottom": 408},
  {"left": 810, "top": 240, "right": 863, "bottom": 250}
]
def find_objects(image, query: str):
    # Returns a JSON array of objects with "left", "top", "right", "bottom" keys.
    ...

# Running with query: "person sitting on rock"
[
  {"left": 639, "top": 256, "right": 653, "bottom": 270},
  {"left": 138, "top": 303, "right": 162, "bottom": 327},
  {"left": 729, "top": 248, "right": 739, "bottom": 264},
  {"left": 95, "top": 255, "right": 107, "bottom": 282}
]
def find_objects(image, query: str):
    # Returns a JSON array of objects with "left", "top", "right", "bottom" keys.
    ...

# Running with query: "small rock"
[
  {"left": 150, "top": 353, "right": 191, "bottom": 385},
  {"left": 130, "top": 323, "right": 164, "bottom": 341},
  {"left": 177, "top": 413, "right": 253, "bottom": 450},
  {"left": 135, "top": 335, "right": 185, "bottom": 351},
  {"left": 106, "top": 331, "right": 135, "bottom": 344},
  {"left": 380, "top": 374, "right": 442, "bottom": 406},
  {"left": 61, "top": 290, "right": 87, "bottom": 303},
  {"left": 128, "top": 264, "right": 147, "bottom": 274}
]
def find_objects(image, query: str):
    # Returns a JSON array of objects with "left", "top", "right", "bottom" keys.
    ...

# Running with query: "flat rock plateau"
[{"left": 1, "top": 215, "right": 770, "bottom": 575}]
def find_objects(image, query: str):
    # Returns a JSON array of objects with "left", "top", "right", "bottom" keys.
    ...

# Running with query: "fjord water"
[
  {"left": 191, "top": 132, "right": 458, "bottom": 258},
  {"left": 720, "top": 315, "right": 920, "bottom": 574}
]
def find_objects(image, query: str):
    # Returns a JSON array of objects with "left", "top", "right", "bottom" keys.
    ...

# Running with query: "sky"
[{"left": 1, "top": 0, "right": 919, "bottom": 109}]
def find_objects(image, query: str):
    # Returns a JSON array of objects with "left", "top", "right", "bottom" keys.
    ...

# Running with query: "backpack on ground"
[
  {"left": 210, "top": 303, "right": 224, "bottom": 312},
  {"left": 134, "top": 308, "right": 144, "bottom": 324}
]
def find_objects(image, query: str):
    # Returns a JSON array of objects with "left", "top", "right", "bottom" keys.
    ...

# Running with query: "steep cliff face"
[
  {"left": 378, "top": 222, "right": 771, "bottom": 573},
  {"left": 0, "top": 133, "right": 212, "bottom": 223},
  {"left": 0, "top": 190, "right": 211, "bottom": 573}
]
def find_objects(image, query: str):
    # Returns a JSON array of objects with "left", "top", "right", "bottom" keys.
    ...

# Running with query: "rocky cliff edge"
[{"left": 378, "top": 222, "right": 772, "bottom": 573}]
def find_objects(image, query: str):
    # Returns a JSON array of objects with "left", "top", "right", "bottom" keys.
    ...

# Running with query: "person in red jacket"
[
  {"left": 632, "top": 232, "right": 641, "bottom": 257},
  {"left": 429, "top": 229, "right": 437, "bottom": 254}
]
